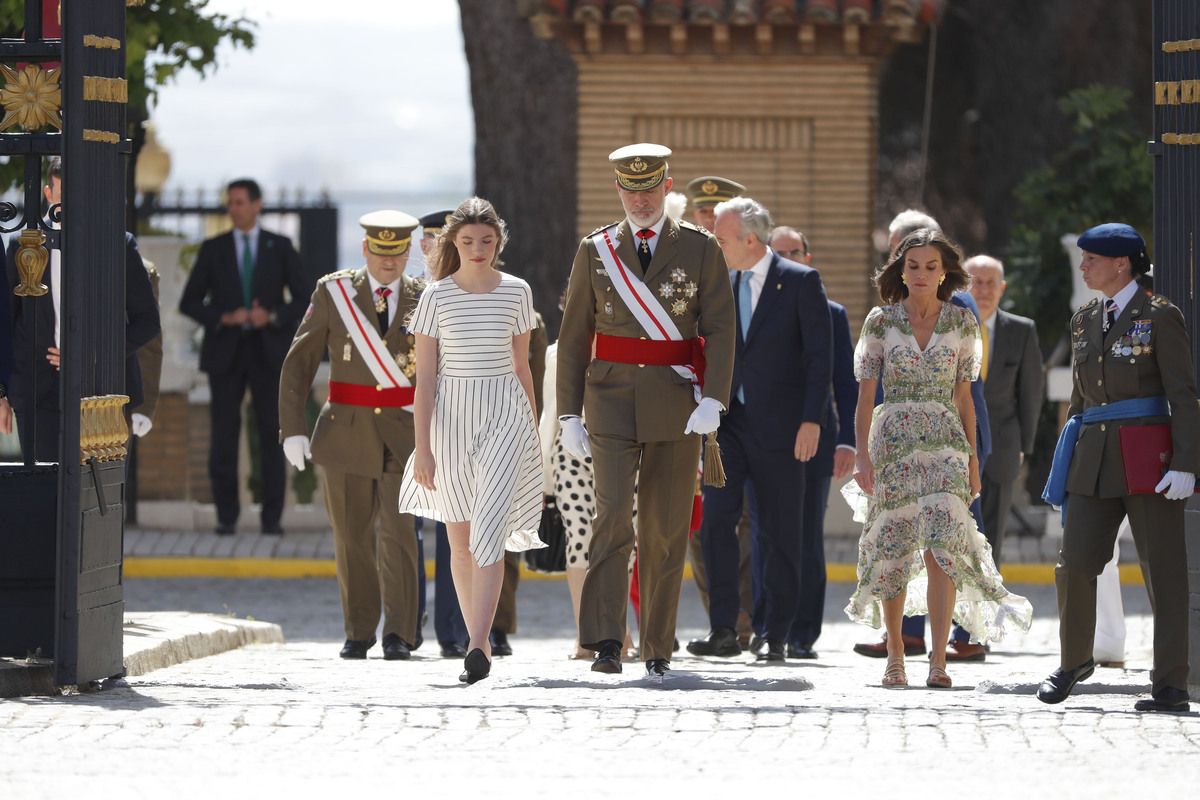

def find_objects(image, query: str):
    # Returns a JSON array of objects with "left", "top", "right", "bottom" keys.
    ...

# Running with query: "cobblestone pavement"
[{"left": 2, "top": 579, "right": 1197, "bottom": 797}]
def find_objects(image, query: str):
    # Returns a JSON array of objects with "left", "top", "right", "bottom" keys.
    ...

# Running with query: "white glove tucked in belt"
[
  {"left": 559, "top": 416, "right": 591, "bottom": 460},
  {"left": 684, "top": 397, "right": 724, "bottom": 436},
  {"left": 283, "top": 435, "right": 312, "bottom": 471},
  {"left": 1154, "top": 470, "right": 1195, "bottom": 500}
]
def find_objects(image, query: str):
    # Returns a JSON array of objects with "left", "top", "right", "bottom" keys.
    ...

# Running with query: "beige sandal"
[
  {"left": 927, "top": 664, "right": 952, "bottom": 688},
  {"left": 882, "top": 656, "right": 907, "bottom": 687}
]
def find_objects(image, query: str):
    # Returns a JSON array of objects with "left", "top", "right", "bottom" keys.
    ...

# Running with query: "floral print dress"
[{"left": 842, "top": 302, "right": 1032, "bottom": 643}]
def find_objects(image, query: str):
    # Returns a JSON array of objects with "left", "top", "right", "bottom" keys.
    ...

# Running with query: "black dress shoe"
[
  {"left": 215, "top": 522, "right": 236, "bottom": 535},
  {"left": 261, "top": 523, "right": 284, "bottom": 535},
  {"left": 646, "top": 659, "right": 670, "bottom": 677},
  {"left": 686, "top": 626, "right": 741, "bottom": 658},
  {"left": 1037, "top": 659, "right": 1095, "bottom": 704},
  {"left": 787, "top": 643, "right": 818, "bottom": 660},
  {"left": 459, "top": 648, "right": 491, "bottom": 684},
  {"left": 440, "top": 641, "right": 468, "bottom": 658},
  {"left": 591, "top": 640, "right": 623, "bottom": 674},
  {"left": 489, "top": 629, "right": 513, "bottom": 656},
  {"left": 381, "top": 633, "right": 412, "bottom": 661},
  {"left": 1134, "top": 686, "right": 1190, "bottom": 712},
  {"left": 755, "top": 639, "right": 786, "bottom": 662},
  {"left": 339, "top": 636, "right": 377, "bottom": 659}
]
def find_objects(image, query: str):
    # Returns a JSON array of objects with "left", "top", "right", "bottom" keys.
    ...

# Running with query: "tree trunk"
[{"left": 458, "top": 0, "right": 579, "bottom": 337}]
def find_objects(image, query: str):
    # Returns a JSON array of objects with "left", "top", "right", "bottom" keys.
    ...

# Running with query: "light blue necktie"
[{"left": 736, "top": 271, "right": 752, "bottom": 402}]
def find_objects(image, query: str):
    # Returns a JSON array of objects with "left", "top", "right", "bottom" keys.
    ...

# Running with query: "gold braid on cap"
[
  {"left": 366, "top": 233, "right": 411, "bottom": 255},
  {"left": 615, "top": 162, "right": 667, "bottom": 191}
]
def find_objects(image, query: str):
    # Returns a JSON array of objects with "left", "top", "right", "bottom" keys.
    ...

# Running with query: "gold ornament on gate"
[
  {"left": 0, "top": 63, "right": 62, "bottom": 132},
  {"left": 13, "top": 229, "right": 49, "bottom": 296}
]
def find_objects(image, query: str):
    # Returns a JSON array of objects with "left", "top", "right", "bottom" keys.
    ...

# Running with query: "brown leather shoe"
[
  {"left": 853, "top": 632, "right": 926, "bottom": 658},
  {"left": 944, "top": 640, "right": 988, "bottom": 662}
]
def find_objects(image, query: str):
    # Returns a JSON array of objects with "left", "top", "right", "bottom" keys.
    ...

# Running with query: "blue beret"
[{"left": 1077, "top": 223, "right": 1146, "bottom": 258}]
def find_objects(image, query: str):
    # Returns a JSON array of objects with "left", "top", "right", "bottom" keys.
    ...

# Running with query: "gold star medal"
[
  {"left": 658, "top": 282, "right": 676, "bottom": 298},
  {"left": 670, "top": 268, "right": 687, "bottom": 283},
  {"left": 671, "top": 299, "right": 688, "bottom": 316},
  {"left": 683, "top": 281, "right": 698, "bottom": 298}
]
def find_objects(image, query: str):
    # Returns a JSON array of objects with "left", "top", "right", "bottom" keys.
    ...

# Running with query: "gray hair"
[
  {"left": 888, "top": 209, "right": 941, "bottom": 241},
  {"left": 963, "top": 254, "right": 1005, "bottom": 279},
  {"left": 713, "top": 196, "right": 773, "bottom": 244}
]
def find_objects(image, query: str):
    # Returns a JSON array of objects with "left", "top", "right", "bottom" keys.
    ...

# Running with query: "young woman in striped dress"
[{"left": 398, "top": 197, "right": 545, "bottom": 684}]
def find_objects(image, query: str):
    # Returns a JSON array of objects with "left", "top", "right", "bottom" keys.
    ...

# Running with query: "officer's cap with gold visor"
[
  {"left": 685, "top": 176, "right": 746, "bottom": 207},
  {"left": 609, "top": 143, "right": 672, "bottom": 192},
  {"left": 359, "top": 210, "right": 419, "bottom": 256},
  {"left": 418, "top": 209, "right": 454, "bottom": 237}
]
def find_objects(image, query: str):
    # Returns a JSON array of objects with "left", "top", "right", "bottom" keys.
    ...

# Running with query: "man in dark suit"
[
  {"left": 180, "top": 178, "right": 307, "bottom": 534},
  {"left": 769, "top": 226, "right": 857, "bottom": 660},
  {"left": 687, "top": 198, "right": 832, "bottom": 663},
  {"left": 5, "top": 157, "right": 159, "bottom": 462},
  {"left": 947, "top": 254, "right": 1044, "bottom": 661}
]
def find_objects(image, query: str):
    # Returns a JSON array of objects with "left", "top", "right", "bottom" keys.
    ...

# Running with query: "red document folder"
[{"left": 1118, "top": 424, "right": 1193, "bottom": 494}]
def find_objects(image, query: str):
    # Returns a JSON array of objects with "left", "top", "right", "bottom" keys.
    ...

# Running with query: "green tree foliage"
[
  {"left": 1005, "top": 84, "right": 1152, "bottom": 349},
  {"left": 0, "top": 0, "right": 255, "bottom": 193}
]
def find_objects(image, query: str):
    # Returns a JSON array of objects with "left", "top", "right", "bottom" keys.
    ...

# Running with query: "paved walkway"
[{"left": 2, "top": 578, "right": 1197, "bottom": 795}]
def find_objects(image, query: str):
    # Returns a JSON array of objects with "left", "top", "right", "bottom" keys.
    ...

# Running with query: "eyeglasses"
[{"left": 776, "top": 249, "right": 808, "bottom": 260}]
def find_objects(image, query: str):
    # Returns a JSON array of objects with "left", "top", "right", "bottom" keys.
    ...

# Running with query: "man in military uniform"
[
  {"left": 279, "top": 211, "right": 425, "bottom": 661},
  {"left": 1039, "top": 223, "right": 1198, "bottom": 712},
  {"left": 686, "top": 176, "right": 745, "bottom": 232},
  {"left": 558, "top": 143, "right": 736, "bottom": 677}
]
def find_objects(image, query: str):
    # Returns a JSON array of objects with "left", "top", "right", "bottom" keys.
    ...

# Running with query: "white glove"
[
  {"left": 130, "top": 413, "right": 153, "bottom": 438},
  {"left": 283, "top": 435, "right": 312, "bottom": 471},
  {"left": 1154, "top": 470, "right": 1195, "bottom": 501},
  {"left": 559, "top": 416, "right": 591, "bottom": 460},
  {"left": 684, "top": 397, "right": 723, "bottom": 436}
]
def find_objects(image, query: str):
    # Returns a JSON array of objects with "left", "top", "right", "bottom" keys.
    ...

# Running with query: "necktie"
[
  {"left": 736, "top": 271, "right": 753, "bottom": 403},
  {"left": 375, "top": 287, "right": 392, "bottom": 334},
  {"left": 1104, "top": 298, "right": 1118, "bottom": 333},
  {"left": 636, "top": 229, "right": 654, "bottom": 271},
  {"left": 980, "top": 321, "right": 989, "bottom": 382},
  {"left": 241, "top": 233, "right": 254, "bottom": 308}
]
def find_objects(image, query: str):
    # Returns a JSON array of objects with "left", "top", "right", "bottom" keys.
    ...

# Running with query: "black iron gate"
[{"left": 0, "top": 0, "right": 129, "bottom": 686}]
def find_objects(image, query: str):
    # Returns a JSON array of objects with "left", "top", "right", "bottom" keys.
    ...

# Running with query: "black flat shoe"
[
  {"left": 381, "top": 633, "right": 412, "bottom": 661},
  {"left": 591, "top": 640, "right": 623, "bottom": 674},
  {"left": 755, "top": 639, "right": 785, "bottom": 662},
  {"left": 460, "top": 648, "right": 491, "bottom": 684},
  {"left": 489, "top": 629, "right": 513, "bottom": 656},
  {"left": 440, "top": 641, "right": 467, "bottom": 658},
  {"left": 646, "top": 659, "right": 670, "bottom": 677},
  {"left": 685, "top": 626, "right": 741, "bottom": 658},
  {"left": 1134, "top": 686, "right": 1190, "bottom": 712},
  {"left": 787, "top": 644, "right": 817, "bottom": 660},
  {"left": 1037, "top": 659, "right": 1095, "bottom": 704},
  {"left": 339, "top": 636, "right": 376, "bottom": 659}
]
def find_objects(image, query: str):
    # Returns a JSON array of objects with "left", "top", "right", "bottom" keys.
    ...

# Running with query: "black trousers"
[{"left": 206, "top": 334, "right": 285, "bottom": 527}]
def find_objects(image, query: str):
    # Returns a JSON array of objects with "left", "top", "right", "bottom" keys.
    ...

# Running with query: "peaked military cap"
[
  {"left": 1077, "top": 223, "right": 1146, "bottom": 258},
  {"left": 609, "top": 143, "right": 672, "bottom": 192},
  {"left": 418, "top": 209, "right": 454, "bottom": 236},
  {"left": 686, "top": 176, "right": 746, "bottom": 207},
  {"left": 359, "top": 210, "right": 419, "bottom": 256}
]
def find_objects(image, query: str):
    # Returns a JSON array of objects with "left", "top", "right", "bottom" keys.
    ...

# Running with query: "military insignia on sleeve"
[
  {"left": 304, "top": 304, "right": 314, "bottom": 321},
  {"left": 670, "top": 268, "right": 687, "bottom": 283}
]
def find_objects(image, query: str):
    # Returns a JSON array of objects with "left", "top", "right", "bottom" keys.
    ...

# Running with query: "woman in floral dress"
[{"left": 844, "top": 228, "right": 1032, "bottom": 688}]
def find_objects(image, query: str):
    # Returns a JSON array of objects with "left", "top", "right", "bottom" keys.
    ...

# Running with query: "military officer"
[
  {"left": 279, "top": 210, "right": 425, "bottom": 661},
  {"left": 684, "top": 174, "right": 754, "bottom": 648},
  {"left": 558, "top": 143, "right": 736, "bottom": 677},
  {"left": 685, "top": 176, "right": 745, "bottom": 232},
  {"left": 1039, "top": 223, "right": 1199, "bottom": 712}
]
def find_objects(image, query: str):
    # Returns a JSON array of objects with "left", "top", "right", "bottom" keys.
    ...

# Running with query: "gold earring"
[
  {"left": 938, "top": 274, "right": 946, "bottom": 285},
  {"left": 901, "top": 274, "right": 908, "bottom": 285}
]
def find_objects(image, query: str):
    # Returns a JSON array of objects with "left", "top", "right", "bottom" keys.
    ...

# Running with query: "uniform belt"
[
  {"left": 595, "top": 333, "right": 697, "bottom": 366},
  {"left": 328, "top": 380, "right": 414, "bottom": 408}
]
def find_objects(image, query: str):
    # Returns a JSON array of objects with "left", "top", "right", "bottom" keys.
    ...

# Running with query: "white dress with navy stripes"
[{"left": 397, "top": 273, "right": 545, "bottom": 568}]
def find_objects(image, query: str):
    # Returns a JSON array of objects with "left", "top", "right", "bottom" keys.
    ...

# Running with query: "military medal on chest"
[
  {"left": 395, "top": 341, "right": 417, "bottom": 379},
  {"left": 657, "top": 267, "right": 696, "bottom": 317}
]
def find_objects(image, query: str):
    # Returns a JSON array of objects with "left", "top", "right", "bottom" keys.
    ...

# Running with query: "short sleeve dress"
[
  {"left": 841, "top": 302, "right": 1033, "bottom": 643},
  {"left": 397, "top": 273, "right": 546, "bottom": 568}
]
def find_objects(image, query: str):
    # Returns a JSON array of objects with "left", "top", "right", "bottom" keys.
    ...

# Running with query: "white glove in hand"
[
  {"left": 1154, "top": 470, "right": 1195, "bottom": 500},
  {"left": 130, "top": 413, "right": 153, "bottom": 438},
  {"left": 283, "top": 435, "right": 312, "bottom": 471},
  {"left": 684, "top": 397, "right": 723, "bottom": 436},
  {"left": 560, "top": 416, "right": 591, "bottom": 460}
]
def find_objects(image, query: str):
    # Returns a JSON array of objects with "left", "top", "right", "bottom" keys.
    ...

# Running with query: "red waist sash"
[
  {"left": 594, "top": 333, "right": 706, "bottom": 388},
  {"left": 328, "top": 380, "right": 415, "bottom": 408}
]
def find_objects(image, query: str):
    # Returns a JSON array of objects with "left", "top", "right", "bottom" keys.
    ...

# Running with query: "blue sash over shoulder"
[{"left": 1042, "top": 396, "right": 1170, "bottom": 518}]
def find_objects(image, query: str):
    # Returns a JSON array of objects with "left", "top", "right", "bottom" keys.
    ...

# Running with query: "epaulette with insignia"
[
  {"left": 589, "top": 220, "right": 620, "bottom": 237},
  {"left": 1077, "top": 297, "right": 1099, "bottom": 311},
  {"left": 404, "top": 275, "right": 428, "bottom": 297},
  {"left": 1150, "top": 294, "right": 1173, "bottom": 309},
  {"left": 317, "top": 268, "right": 357, "bottom": 285},
  {"left": 677, "top": 219, "right": 711, "bottom": 236}
]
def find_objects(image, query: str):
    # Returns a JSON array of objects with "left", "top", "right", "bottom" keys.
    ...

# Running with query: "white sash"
[
  {"left": 325, "top": 277, "right": 414, "bottom": 411},
  {"left": 591, "top": 225, "right": 702, "bottom": 402}
]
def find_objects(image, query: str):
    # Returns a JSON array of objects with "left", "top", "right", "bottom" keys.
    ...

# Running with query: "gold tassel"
[{"left": 702, "top": 433, "right": 726, "bottom": 487}]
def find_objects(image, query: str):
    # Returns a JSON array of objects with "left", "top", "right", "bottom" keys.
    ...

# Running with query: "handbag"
[{"left": 525, "top": 495, "right": 567, "bottom": 573}]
